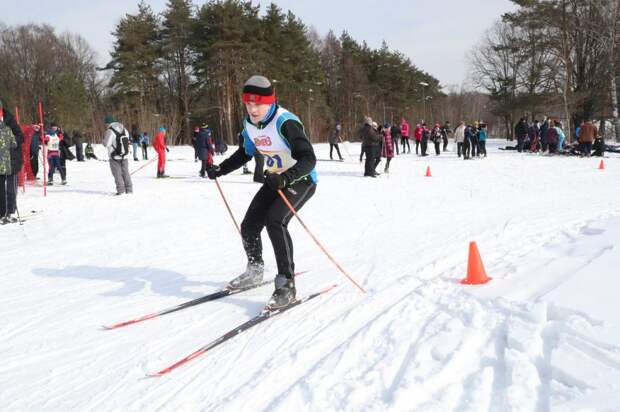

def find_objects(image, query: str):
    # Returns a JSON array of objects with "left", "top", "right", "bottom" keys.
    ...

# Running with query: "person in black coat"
[
  {"left": 73, "top": 129, "right": 85, "bottom": 161},
  {"left": 515, "top": 118, "right": 529, "bottom": 152},
  {"left": 30, "top": 124, "right": 42, "bottom": 178},
  {"left": 0, "top": 101, "right": 24, "bottom": 222},
  {"left": 359, "top": 118, "right": 381, "bottom": 177},
  {"left": 196, "top": 124, "right": 215, "bottom": 177},
  {"left": 390, "top": 123, "right": 401, "bottom": 155}
]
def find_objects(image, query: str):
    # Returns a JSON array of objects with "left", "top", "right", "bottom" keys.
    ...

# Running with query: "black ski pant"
[
  {"left": 463, "top": 140, "right": 471, "bottom": 159},
  {"left": 141, "top": 142, "right": 148, "bottom": 160},
  {"left": 421, "top": 139, "right": 428, "bottom": 156},
  {"left": 479, "top": 140, "right": 487, "bottom": 156},
  {"left": 0, "top": 174, "right": 17, "bottom": 217},
  {"left": 402, "top": 137, "right": 411, "bottom": 153},
  {"left": 517, "top": 135, "right": 525, "bottom": 152},
  {"left": 581, "top": 142, "right": 593, "bottom": 156},
  {"left": 415, "top": 140, "right": 420, "bottom": 155},
  {"left": 364, "top": 146, "right": 378, "bottom": 176},
  {"left": 241, "top": 178, "right": 316, "bottom": 279},
  {"left": 199, "top": 160, "right": 209, "bottom": 177},
  {"left": 443, "top": 137, "right": 448, "bottom": 151},
  {"left": 457, "top": 142, "right": 463, "bottom": 157},
  {"left": 471, "top": 136, "right": 479, "bottom": 157},
  {"left": 30, "top": 152, "right": 39, "bottom": 178},
  {"left": 434, "top": 141, "right": 441, "bottom": 155},
  {"left": 329, "top": 143, "right": 343, "bottom": 160}
]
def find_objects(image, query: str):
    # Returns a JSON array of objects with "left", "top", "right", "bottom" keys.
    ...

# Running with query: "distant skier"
[
  {"left": 196, "top": 123, "right": 214, "bottom": 178},
  {"left": 390, "top": 122, "right": 401, "bottom": 155},
  {"left": 454, "top": 121, "right": 465, "bottom": 157},
  {"left": 430, "top": 123, "right": 442, "bottom": 155},
  {"left": 382, "top": 123, "right": 394, "bottom": 172},
  {"left": 413, "top": 123, "right": 423, "bottom": 155},
  {"left": 206, "top": 75, "right": 317, "bottom": 310},
  {"left": 328, "top": 122, "right": 344, "bottom": 161},
  {"left": 400, "top": 118, "right": 411, "bottom": 153},
  {"left": 441, "top": 121, "right": 452, "bottom": 151},
  {"left": 478, "top": 123, "right": 488, "bottom": 157},
  {"left": 153, "top": 127, "right": 169, "bottom": 178},
  {"left": 85, "top": 142, "right": 97, "bottom": 160},
  {"left": 141, "top": 132, "right": 150, "bottom": 160},
  {"left": 102, "top": 115, "right": 133, "bottom": 195},
  {"left": 420, "top": 122, "right": 430, "bottom": 156},
  {"left": 44, "top": 123, "right": 67, "bottom": 185}
]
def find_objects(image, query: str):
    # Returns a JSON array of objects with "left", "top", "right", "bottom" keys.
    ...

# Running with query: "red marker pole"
[
  {"left": 38, "top": 101, "right": 47, "bottom": 197},
  {"left": 14, "top": 107, "right": 26, "bottom": 193}
]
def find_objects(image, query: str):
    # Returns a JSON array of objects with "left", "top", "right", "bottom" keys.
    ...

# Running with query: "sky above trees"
[{"left": 3, "top": 0, "right": 517, "bottom": 88}]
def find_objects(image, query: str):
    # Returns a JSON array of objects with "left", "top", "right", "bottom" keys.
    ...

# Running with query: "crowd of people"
[
  {"left": 352, "top": 117, "right": 492, "bottom": 177},
  {"left": 510, "top": 117, "right": 606, "bottom": 157}
]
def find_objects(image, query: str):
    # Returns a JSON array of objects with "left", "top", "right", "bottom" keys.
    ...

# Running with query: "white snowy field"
[{"left": 1, "top": 139, "right": 620, "bottom": 412}]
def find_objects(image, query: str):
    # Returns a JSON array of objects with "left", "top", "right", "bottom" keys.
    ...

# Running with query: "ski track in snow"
[{"left": 1, "top": 141, "right": 620, "bottom": 411}]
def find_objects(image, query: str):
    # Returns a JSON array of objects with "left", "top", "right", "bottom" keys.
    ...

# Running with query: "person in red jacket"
[
  {"left": 400, "top": 118, "right": 410, "bottom": 154},
  {"left": 414, "top": 123, "right": 423, "bottom": 155},
  {"left": 152, "top": 127, "right": 169, "bottom": 178}
]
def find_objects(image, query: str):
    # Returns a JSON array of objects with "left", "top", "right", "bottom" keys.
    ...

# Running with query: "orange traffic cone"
[
  {"left": 598, "top": 159, "right": 605, "bottom": 170},
  {"left": 425, "top": 166, "right": 432, "bottom": 177},
  {"left": 460, "top": 241, "right": 492, "bottom": 285}
]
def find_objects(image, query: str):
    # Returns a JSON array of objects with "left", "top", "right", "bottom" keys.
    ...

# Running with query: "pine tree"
[
  {"left": 107, "top": 1, "right": 161, "bottom": 128},
  {"left": 161, "top": 0, "right": 195, "bottom": 144}
]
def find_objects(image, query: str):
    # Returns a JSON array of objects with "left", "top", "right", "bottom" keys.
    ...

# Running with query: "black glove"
[
  {"left": 206, "top": 165, "right": 223, "bottom": 180},
  {"left": 264, "top": 171, "right": 287, "bottom": 190},
  {"left": 165, "top": 147, "right": 170, "bottom": 152}
]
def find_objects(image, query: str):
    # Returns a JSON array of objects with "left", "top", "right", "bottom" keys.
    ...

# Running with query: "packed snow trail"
[{"left": 1, "top": 140, "right": 619, "bottom": 411}]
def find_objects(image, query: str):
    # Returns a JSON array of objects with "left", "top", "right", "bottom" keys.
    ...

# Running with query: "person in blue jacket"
[
  {"left": 140, "top": 132, "right": 150, "bottom": 160},
  {"left": 478, "top": 123, "right": 488, "bottom": 157}
]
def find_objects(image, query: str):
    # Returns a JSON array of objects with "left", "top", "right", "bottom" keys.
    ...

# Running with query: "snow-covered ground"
[{"left": 2, "top": 140, "right": 620, "bottom": 411}]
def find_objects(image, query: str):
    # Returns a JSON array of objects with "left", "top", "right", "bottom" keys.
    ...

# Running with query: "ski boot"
[
  {"left": 266, "top": 274, "right": 297, "bottom": 311},
  {"left": 226, "top": 262, "right": 264, "bottom": 290}
]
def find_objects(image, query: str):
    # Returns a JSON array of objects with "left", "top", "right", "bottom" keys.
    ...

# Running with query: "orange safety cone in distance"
[
  {"left": 460, "top": 241, "right": 492, "bottom": 285},
  {"left": 425, "top": 166, "right": 432, "bottom": 177},
  {"left": 599, "top": 159, "right": 605, "bottom": 170}
]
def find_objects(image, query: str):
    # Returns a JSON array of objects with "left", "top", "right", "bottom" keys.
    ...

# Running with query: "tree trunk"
[
  {"left": 561, "top": 0, "right": 573, "bottom": 143},
  {"left": 611, "top": 76, "right": 620, "bottom": 142}
]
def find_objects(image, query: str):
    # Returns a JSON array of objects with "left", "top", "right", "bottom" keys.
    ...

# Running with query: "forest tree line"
[
  {"left": 470, "top": 0, "right": 620, "bottom": 141},
  {"left": 0, "top": 0, "right": 444, "bottom": 145},
  {"left": 3, "top": 0, "right": 617, "bottom": 144}
]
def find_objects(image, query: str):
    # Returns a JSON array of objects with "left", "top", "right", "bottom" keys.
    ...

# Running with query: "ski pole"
[
  {"left": 276, "top": 189, "right": 366, "bottom": 294},
  {"left": 214, "top": 178, "right": 241, "bottom": 235},
  {"left": 129, "top": 155, "right": 158, "bottom": 176},
  {"left": 338, "top": 135, "right": 355, "bottom": 163}
]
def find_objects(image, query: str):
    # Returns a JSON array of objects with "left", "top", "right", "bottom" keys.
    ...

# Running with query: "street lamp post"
[
  {"left": 308, "top": 88, "right": 313, "bottom": 140},
  {"left": 354, "top": 93, "right": 370, "bottom": 116},
  {"left": 419, "top": 81, "right": 429, "bottom": 122}
]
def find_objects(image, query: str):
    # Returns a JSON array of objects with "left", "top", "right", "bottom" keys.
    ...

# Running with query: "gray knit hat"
[{"left": 242, "top": 75, "right": 275, "bottom": 103}]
